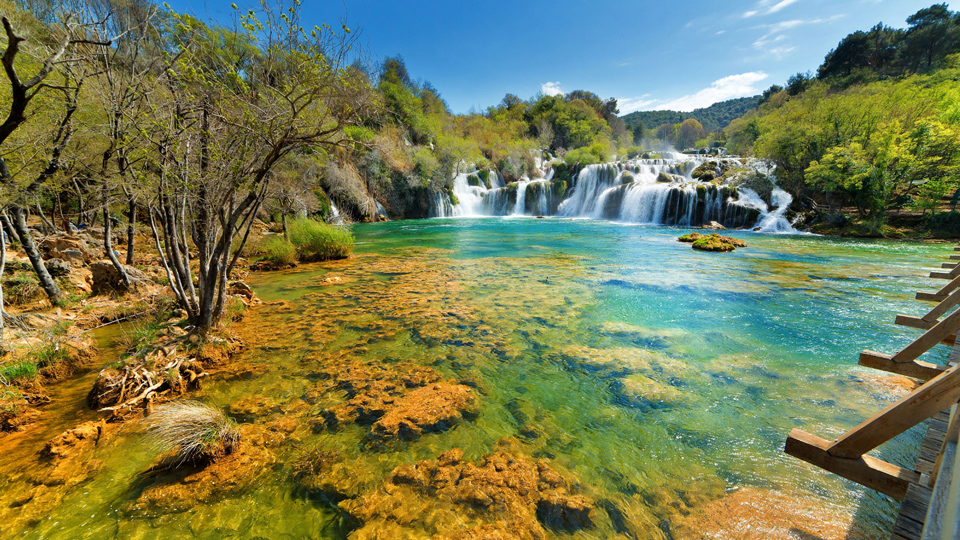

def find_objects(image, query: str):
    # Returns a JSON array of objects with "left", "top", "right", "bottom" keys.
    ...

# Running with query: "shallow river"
[{"left": 1, "top": 218, "right": 953, "bottom": 539}]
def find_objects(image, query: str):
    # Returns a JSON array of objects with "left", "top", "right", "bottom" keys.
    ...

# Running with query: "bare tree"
[
  {"left": 0, "top": 12, "right": 112, "bottom": 305},
  {"left": 146, "top": 2, "right": 376, "bottom": 331}
]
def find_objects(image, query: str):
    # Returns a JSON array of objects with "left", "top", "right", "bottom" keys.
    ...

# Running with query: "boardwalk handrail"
[{"left": 785, "top": 245, "right": 960, "bottom": 504}]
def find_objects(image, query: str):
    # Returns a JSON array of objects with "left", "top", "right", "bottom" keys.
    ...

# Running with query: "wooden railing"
[{"left": 785, "top": 243, "right": 960, "bottom": 502}]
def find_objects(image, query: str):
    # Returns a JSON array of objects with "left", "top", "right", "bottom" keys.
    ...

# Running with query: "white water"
[
  {"left": 430, "top": 155, "right": 796, "bottom": 232},
  {"left": 731, "top": 188, "right": 799, "bottom": 233}
]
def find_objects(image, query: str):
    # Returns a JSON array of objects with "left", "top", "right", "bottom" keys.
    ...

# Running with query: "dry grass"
[{"left": 144, "top": 400, "right": 240, "bottom": 465}]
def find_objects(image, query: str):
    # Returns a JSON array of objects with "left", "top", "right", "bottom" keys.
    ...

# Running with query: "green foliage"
[
  {"left": 32, "top": 343, "right": 67, "bottom": 368},
  {"left": 621, "top": 96, "right": 761, "bottom": 134},
  {"left": 925, "top": 211, "right": 960, "bottom": 237},
  {"left": 563, "top": 141, "right": 612, "bottom": 165},
  {"left": 0, "top": 361, "right": 39, "bottom": 383},
  {"left": 2, "top": 275, "right": 43, "bottom": 306},
  {"left": 466, "top": 174, "right": 482, "bottom": 187},
  {"left": 286, "top": 218, "right": 354, "bottom": 262},
  {"left": 260, "top": 237, "right": 298, "bottom": 267}
]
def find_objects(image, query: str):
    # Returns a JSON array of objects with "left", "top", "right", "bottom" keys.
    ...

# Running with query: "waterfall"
[
  {"left": 426, "top": 155, "right": 794, "bottom": 232},
  {"left": 513, "top": 180, "right": 532, "bottom": 216},
  {"left": 730, "top": 188, "right": 798, "bottom": 233}
]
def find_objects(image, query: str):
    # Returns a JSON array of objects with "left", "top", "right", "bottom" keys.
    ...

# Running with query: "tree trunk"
[
  {"left": 0, "top": 232, "right": 5, "bottom": 349},
  {"left": 0, "top": 211, "right": 20, "bottom": 245},
  {"left": 10, "top": 206, "right": 62, "bottom": 305},
  {"left": 281, "top": 212, "right": 288, "bottom": 241},
  {"left": 125, "top": 200, "right": 136, "bottom": 265},
  {"left": 103, "top": 206, "right": 130, "bottom": 291}
]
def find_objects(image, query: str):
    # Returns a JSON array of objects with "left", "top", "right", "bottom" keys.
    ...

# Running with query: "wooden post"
[
  {"left": 785, "top": 429, "right": 921, "bottom": 500},
  {"left": 828, "top": 366, "right": 960, "bottom": 459}
]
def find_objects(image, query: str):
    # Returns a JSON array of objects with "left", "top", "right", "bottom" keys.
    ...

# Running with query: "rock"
[
  {"left": 44, "top": 258, "right": 71, "bottom": 277},
  {"left": 678, "top": 232, "right": 746, "bottom": 252},
  {"left": 341, "top": 445, "right": 595, "bottom": 538},
  {"left": 294, "top": 449, "right": 381, "bottom": 503},
  {"left": 39, "top": 235, "right": 99, "bottom": 264},
  {"left": 41, "top": 421, "right": 103, "bottom": 459},
  {"left": 226, "top": 280, "right": 256, "bottom": 300},
  {"left": 369, "top": 382, "right": 477, "bottom": 442},
  {"left": 227, "top": 396, "right": 282, "bottom": 422},
  {"left": 60, "top": 248, "right": 86, "bottom": 266},
  {"left": 656, "top": 171, "right": 672, "bottom": 183},
  {"left": 123, "top": 425, "right": 276, "bottom": 515},
  {"left": 89, "top": 260, "right": 154, "bottom": 294},
  {"left": 702, "top": 221, "right": 726, "bottom": 230}
]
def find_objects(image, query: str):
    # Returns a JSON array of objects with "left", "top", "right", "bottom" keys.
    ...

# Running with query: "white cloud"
[
  {"left": 541, "top": 81, "right": 563, "bottom": 96},
  {"left": 617, "top": 95, "right": 657, "bottom": 115},
  {"left": 743, "top": 0, "right": 800, "bottom": 17},
  {"left": 768, "top": 0, "right": 800, "bottom": 13},
  {"left": 750, "top": 16, "right": 841, "bottom": 59},
  {"left": 648, "top": 72, "right": 769, "bottom": 112}
]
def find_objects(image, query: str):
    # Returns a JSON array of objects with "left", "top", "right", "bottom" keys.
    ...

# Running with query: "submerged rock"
[
  {"left": 314, "top": 360, "right": 477, "bottom": 443},
  {"left": 123, "top": 424, "right": 277, "bottom": 515},
  {"left": 369, "top": 382, "right": 477, "bottom": 442},
  {"left": 340, "top": 444, "right": 596, "bottom": 538}
]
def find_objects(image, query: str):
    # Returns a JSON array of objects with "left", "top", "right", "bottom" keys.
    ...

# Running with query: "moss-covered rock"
[
  {"left": 620, "top": 172, "right": 635, "bottom": 184},
  {"left": 466, "top": 174, "right": 481, "bottom": 187},
  {"left": 477, "top": 169, "right": 492, "bottom": 189},
  {"left": 656, "top": 172, "right": 673, "bottom": 183},
  {"left": 552, "top": 179, "right": 568, "bottom": 200},
  {"left": 679, "top": 233, "right": 746, "bottom": 252}
]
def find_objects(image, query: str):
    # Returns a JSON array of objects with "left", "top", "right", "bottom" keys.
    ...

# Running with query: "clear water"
[{"left": 0, "top": 217, "right": 951, "bottom": 539}]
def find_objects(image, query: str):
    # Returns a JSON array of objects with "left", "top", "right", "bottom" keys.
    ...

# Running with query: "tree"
[
  {"left": 0, "top": 12, "right": 112, "bottom": 306},
  {"left": 146, "top": 3, "right": 375, "bottom": 331}
]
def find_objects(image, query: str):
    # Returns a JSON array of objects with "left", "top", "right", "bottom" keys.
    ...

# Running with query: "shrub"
[
  {"left": 286, "top": 218, "right": 354, "bottom": 262},
  {"left": 260, "top": 237, "right": 297, "bottom": 266},
  {"left": 144, "top": 401, "right": 240, "bottom": 464},
  {"left": 3, "top": 275, "right": 44, "bottom": 306},
  {"left": 0, "top": 361, "right": 39, "bottom": 383}
]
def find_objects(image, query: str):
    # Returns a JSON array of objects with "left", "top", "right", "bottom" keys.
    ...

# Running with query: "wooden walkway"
[
  {"left": 783, "top": 241, "right": 960, "bottom": 540},
  {"left": 891, "top": 410, "right": 949, "bottom": 540}
]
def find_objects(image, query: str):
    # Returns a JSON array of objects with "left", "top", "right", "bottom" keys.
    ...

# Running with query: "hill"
[{"left": 620, "top": 96, "right": 760, "bottom": 133}]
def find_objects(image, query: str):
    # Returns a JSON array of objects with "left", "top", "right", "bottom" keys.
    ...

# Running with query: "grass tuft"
[
  {"left": 144, "top": 400, "right": 240, "bottom": 465},
  {"left": 259, "top": 237, "right": 297, "bottom": 267},
  {"left": 286, "top": 218, "right": 353, "bottom": 262}
]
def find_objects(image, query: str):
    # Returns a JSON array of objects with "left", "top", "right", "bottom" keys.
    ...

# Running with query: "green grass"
[
  {"left": 0, "top": 361, "right": 39, "bottom": 383},
  {"left": 32, "top": 343, "right": 68, "bottom": 368},
  {"left": 2, "top": 275, "right": 44, "bottom": 306},
  {"left": 259, "top": 237, "right": 298, "bottom": 266},
  {"left": 286, "top": 218, "right": 354, "bottom": 262}
]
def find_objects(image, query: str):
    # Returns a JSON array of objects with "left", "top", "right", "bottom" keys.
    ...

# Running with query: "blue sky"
[{"left": 166, "top": 0, "right": 955, "bottom": 114}]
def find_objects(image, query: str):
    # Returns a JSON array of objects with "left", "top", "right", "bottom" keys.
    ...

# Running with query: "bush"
[
  {"left": 3, "top": 275, "right": 44, "bottom": 306},
  {"left": 286, "top": 218, "right": 354, "bottom": 262},
  {"left": 260, "top": 237, "right": 297, "bottom": 266},
  {"left": 926, "top": 212, "right": 960, "bottom": 238},
  {"left": 144, "top": 401, "right": 240, "bottom": 464},
  {"left": 0, "top": 361, "right": 39, "bottom": 383}
]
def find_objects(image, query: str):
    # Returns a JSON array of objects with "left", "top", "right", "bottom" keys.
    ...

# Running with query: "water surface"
[{"left": 1, "top": 218, "right": 950, "bottom": 539}]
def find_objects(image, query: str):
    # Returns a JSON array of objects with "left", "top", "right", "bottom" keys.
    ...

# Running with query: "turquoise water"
[{"left": 0, "top": 217, "right": 951, "bottom": 539}]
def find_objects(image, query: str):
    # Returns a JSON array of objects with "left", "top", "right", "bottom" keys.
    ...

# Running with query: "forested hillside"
[
  {"left": 724, "top": 3, "right": 960, "bottom": 234},
  {"left": 621, "top": 96, "right": 760, "bottom": 136}
]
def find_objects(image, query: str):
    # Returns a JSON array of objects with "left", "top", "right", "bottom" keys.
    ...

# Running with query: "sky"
[{"left": 164, "top": 0, "right": 956, "bottom": 115}]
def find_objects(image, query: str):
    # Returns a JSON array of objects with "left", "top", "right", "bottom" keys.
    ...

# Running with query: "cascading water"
[
  {"left": 428, "top": 154, "right": 794, "bottom": 232},
  {"left": 730, "top": 188, "right": 798, "bottom": 233}
]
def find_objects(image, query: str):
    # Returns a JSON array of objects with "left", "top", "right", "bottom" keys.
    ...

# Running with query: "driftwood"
[{"left": 88, "top": 346, "right": 207, "bottom": 412}]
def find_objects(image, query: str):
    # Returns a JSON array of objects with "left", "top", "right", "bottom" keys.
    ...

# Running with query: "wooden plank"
[
  {"left": 860, "top": 351, "right": 948, "bottom": 381},
  {"left": 785, "top": 429, "right": 920, "bottom": 500},
  {"left": 922, "top": 407, "right": 960, "bottom": 540},
  {"left": 931, "top": 272, "right": 954, "bottom": 280},
  {"left": 919, "top": 292, "right": 950, "bottom": 303},
  {"left": 943, "top": 263, "right": 958, "bottom": 269},
  {"left": 900, "top": 484, "right": 933, "bottom": 524},
  {"left": 891, "top": 310, "right": 960, "bottom": 363},
  {"left": 937, "top": 274, "right": 960, "bottom": 296},
  {"left": 829, "top": 366, "right": 960, "bottom": 459},
  {"left": 924, "top": 289, "right": 960, "bottom": 322},
  {"left": 899, "top": 315, "right": 938, "bottom": 330},
  {"left": 950, "top": 256, "right": 960, "bottom": 261}
]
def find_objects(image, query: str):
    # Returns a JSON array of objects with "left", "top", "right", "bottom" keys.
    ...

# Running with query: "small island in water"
[{"left": 1, "top": 1, "right": 959, "bottom": 539}]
